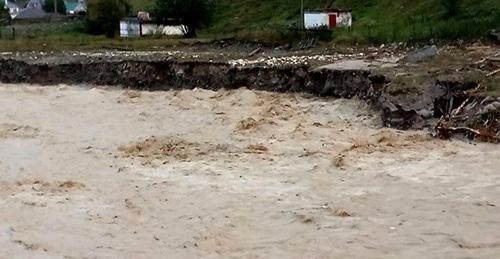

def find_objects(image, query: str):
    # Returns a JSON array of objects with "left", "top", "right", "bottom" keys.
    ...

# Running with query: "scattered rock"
[
  {"left": 382, "top": 104, "right": 424, "bottom": 130},
  {"left": 405, "top": 45, "right": 438, "bottom": 63},
  {"left": 417, "top": 108, "right": 434, "bottom": 119}
]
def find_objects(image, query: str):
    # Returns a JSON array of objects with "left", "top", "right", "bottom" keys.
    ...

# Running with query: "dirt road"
[{"left": 0, "top": 84, "right": 499, "bottom": 258}]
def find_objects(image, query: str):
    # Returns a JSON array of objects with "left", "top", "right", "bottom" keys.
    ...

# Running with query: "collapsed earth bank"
[{"left": 0, "top": 58, "right": 498, "bottom": 141}]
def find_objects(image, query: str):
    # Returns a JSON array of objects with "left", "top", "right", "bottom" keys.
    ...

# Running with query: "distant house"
[
  {"left": 10, "top": 0, "right": 61, "bottom": 21},
  {"left": 25, "top": 0, "right": 42, "bottom": 9},
  {"left": 3, "top": 0, "right": 20, "bottom": 18},
  {"left": 13, "top": 6, "right": 48, "bottom": 20},
  {"left": 120, "top": 13, "right": 186, "bottom": 38},
  {"left": 304, "top": 9, "right": 352, "bottom": 30},
  {"left": 64, "top": 0, "right": 77, "bottom": 14},
  {"left": 73, "top": 0, "right": 86, "bottom": 14}
]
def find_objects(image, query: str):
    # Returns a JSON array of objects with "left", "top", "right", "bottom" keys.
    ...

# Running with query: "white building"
[
  {"left": 120, "top": 17, "right": 186, "bottom": 38},
  {"left": 3, "top": 0, "right": 20, "bottom": 18},
  {"left": 304, "top": 9, "right": 352, "bottom": 30},
  {"left": 73, "top": 0, "right": 87, "bottom": 14}
]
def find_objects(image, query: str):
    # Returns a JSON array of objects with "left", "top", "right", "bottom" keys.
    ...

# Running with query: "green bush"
[
  {"left": 87, "top": 0, "right": 132, "bottom": 37},
  {"left": 152, "top": 0, "right": 214, "bottom": 37},
  {"left": 43, "top": 0, "right": 67, "bottom": 14}
]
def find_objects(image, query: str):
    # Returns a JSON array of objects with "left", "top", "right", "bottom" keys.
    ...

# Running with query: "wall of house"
[
  {"left": 141, "top": 24, "right": 186, "bottom": 36},
  {"left": 120, "top": 21, "right": 186, "bottom": 37},
  {"left": 119, "top": 21, "right": 140, "bottom": 37},
  {"left": 304, "top": 12, "right": 352, "bottom": 29},
  {"left": 304, "top": 12, "right": 329, "bottom": 29}
]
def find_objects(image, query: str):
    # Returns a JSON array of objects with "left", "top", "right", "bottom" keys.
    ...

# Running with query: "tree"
[
  {"left": 86, "top": 0, "right": 131, "bottom": 37},
  {"left": 0, "top": 1, "right": 11, "bottom": 25},
  {"left": 43, "top": 0, "right": 67, "bottom": 14},
  {"left": 152, "top": 0, "right": 214, "bottom": 38}
]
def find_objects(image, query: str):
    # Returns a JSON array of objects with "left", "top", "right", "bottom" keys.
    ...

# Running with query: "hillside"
[{"left": 130, "top": 0, "right": 500, "bottom": 42}]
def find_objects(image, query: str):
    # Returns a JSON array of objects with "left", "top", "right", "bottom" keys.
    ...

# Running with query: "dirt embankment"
[{"left": 0, "top": 59, "right": 377, "bottom": 100}]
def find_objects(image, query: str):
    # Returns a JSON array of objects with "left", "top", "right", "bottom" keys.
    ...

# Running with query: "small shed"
[
  {"left": 73, "top": 0, "right": 86, "bottom": 14},
  {"left": 304, "top": 9, "right": 352, "bottom": 30},
  {"left": 65, "top": 1, "right": 78, "bottom": 14},
  {"left": 25, "top": 0, "right": 43, "bottom": 9},
  {"left": 120, "top": 15, "right": 186, "bottom": 38},
  {"left": 4, "top": 1, "right": 20, "bottom": 18},
  {"left": 119, "top": 17, "right": 141, "bottom": 37}
]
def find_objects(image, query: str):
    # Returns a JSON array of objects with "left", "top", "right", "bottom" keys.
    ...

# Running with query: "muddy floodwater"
[{"left": 1, "top": 84, "right": 499, "bottom": 258}]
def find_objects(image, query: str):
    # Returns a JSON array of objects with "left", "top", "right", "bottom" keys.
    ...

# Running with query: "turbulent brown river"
[{"left": 1, "top": 84, "right": 499, "bottom": 258}]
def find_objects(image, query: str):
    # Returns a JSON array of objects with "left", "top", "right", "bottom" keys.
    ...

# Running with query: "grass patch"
[
  {"left": 206, "top": 0, "right": 500, "bottom": 43},
  {"left": 0, "top": 34, "right": 210, "bottom": 52}
]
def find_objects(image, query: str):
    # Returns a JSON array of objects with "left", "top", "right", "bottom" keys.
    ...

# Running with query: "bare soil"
[{"left": 1, "top": 84, "right": 500, "bottom": 258}]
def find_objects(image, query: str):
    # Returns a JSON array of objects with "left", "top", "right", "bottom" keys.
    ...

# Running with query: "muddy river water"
[{"left": 0, "top": 84, "right": 499, "bottom": 258}]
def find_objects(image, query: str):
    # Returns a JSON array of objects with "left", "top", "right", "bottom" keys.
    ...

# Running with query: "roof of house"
[
  {"left": 25, "top": 0, "right": 42, "bottom": 9},
  {"left": 14, "top": 7, "right": 47, "bottom": 19},
  {"left": 6, "top": 1, "right": 19, "bottom": 9},
  {"left": 73, "top": 0, "right": 86, "bottom": 13}
]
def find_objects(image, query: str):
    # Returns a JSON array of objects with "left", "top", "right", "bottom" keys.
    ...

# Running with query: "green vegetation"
[
  {"left": 1, "top": 0, "right": 500, "bottom": 46},
  {"left": 0, "top": 20, "right": 86, "bottom": 39},
  {"left": 205, "top": 0, "right": 500, "bottom": 43},
  {"left": 43, "top": 0, "right": 67, "bottom": 14},
  {"left": 127, "top": 0, "right": 500, "bottom": 43},
  {"left": 87, "top": 0, "right": 132, "bottom": 37},
  {"left": 0, "top": 34, "right": 208, "bottom": 51},
  {"left": 330, "top": 0, "right": 500, "bottom": 44},
  {"left": 0, "top": 1, "right": 10, "bottom": 26}
]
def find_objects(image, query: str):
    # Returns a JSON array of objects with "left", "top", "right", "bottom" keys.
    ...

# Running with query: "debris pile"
[
  {"left": 472, "top": 54, "right": 500, "bottom": 77},
  {"left": 433, "top": 51, "right": 500, "bottom": 142},
  {"left": 435, "top": 91, "right": 500, "bottom": 143}
]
